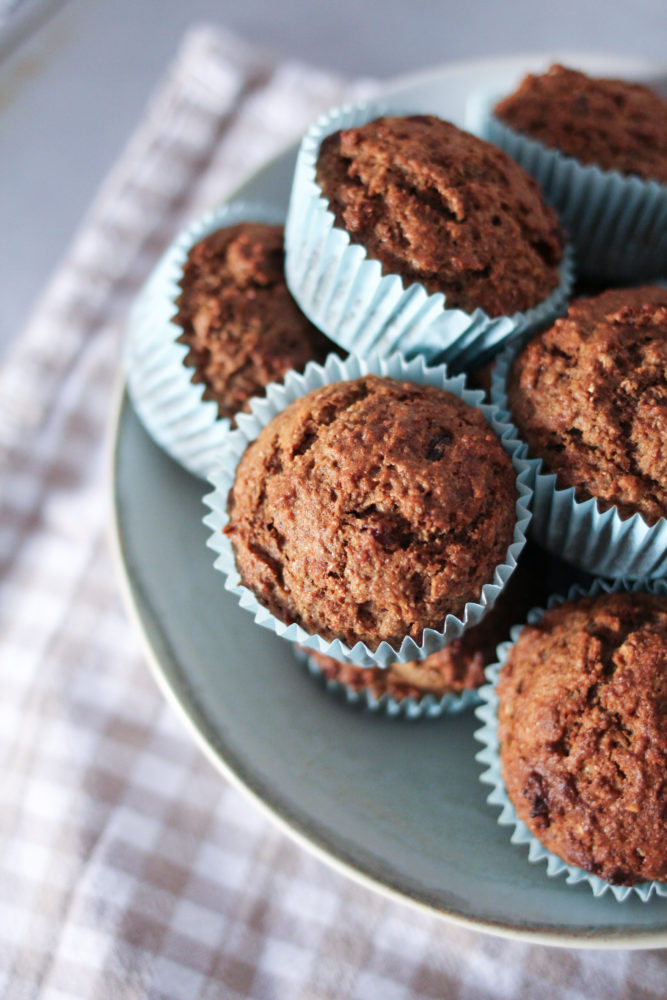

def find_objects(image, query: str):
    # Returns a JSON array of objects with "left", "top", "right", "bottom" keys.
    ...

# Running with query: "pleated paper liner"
[{"left": 203, "top": 352, "right": 532, "bottom": 668}]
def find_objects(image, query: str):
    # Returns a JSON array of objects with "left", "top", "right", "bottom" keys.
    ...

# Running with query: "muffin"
[
  {"left": 487, "top": 65, "right": 667, "bottom": 281},
  {"left": 174, "top": 221, "right": 334, "bottom": 422},
  {"left": 285, "top": 104, "right": 572, "bottom": 367},
  {"left": 493, "top": 64, "right": 667, "bottom": 183},
  {"left": 495, "top": 591, "right": 667, "bottom": 886},
  {"left": 507, "top": 286, "right": 667, "bottom": 524},
  {"left": 223, "top": 373, "right": 519, "bottom": 650},
  {"left": 315, "top": 114, "right": 564, "bottom": 317}
]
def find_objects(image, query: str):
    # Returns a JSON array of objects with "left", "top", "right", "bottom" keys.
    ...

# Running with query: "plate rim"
[{"left": 110, "top": 52, "right": 667, "bottom": 949}]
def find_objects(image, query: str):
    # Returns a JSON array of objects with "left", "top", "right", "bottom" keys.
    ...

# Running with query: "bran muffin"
[
  {"left": 224, "top": 374, "right": 518, "bottom": 650},
  {"left": 507, "top": 286, "right": 667, "bottom": 525},
  {"left": 496, "top": 591, "right": 667, "bottom": 886},
  {"left": 315, "top": 114, "right": 564, "bottom": 317},
  {"left": 494, "top": 65, "right": 667, "bottom": 183},
  {"left": 174, "top": 222, "right": 334, "bottom": 421}
]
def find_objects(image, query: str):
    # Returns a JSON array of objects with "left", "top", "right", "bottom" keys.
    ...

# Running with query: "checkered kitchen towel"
[{"left": 1, "top": 24, "right": 665, "bottom": 1000}]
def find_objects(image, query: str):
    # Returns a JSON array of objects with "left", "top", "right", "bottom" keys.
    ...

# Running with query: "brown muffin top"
[
  {"left": 494, "top": 64, "right": 667, "bottom": 184},
  {"left": 508, "top": 286, "right": 667, "bottom": 524},
  {"left": 315, "top": 115, "right": 564, "bottom": 317},
  {"left": 301, "top": 544, "right": 538, "bottom": 699},
  {"left": 497, "top": 591, "right": 667, "bottom": 885},
  {"left": 225, "top": 375, "right": 518, "bottom": 650},
  {"left": 174, "top": 222, "right": 333, "bottom": 421}
]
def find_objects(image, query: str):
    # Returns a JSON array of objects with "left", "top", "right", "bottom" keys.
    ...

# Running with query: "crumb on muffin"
[
  {"left": 507, "top": 286, "right": 667, "bottom": 525},
  {"left": 494, "top": 64, "right": 667, "bottom": 183},
  {"left": 497, "top": 591, "right": 667, "bottom": 885}
]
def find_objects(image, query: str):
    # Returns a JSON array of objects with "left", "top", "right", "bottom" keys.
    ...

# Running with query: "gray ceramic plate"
[{"left": 112, "top": 54, "right": 667, "bottom": 948}]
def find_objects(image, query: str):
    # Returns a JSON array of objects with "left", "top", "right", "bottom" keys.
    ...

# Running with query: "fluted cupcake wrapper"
[
  {"left": 465, "top": 89, "right": 667, "bottom": 283},
  {"left": 293, "top": 645, "right": 481, "bottom": 719},
  {"left": 491, "top": 345, "right": 667, "bottom": 578},
  {"left": 284, "top": 99, "right": 575, "bottom": 369},
  {"left": 474, "top": 577, "right": 667, "bottom": 902},
  {"left": 203, "top": 352, "right": 533, "bottom": 668},
  {"left": 124, "top": 201, "right": 285, "bottom": 479}
]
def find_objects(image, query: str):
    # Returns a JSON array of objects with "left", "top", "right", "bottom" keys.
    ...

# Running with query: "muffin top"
[
  {"left": 225, "top": 375, "right": 518, "bottom": 650},
  {"left": 497, "top": 591, "right": 667, "bottom": 885},
  {"left": 315, "top": 114, "right": 564, "bottom": 317},
  {"left": 494, "top": 64, "right": 667, "bottom": 184},
  {"left": 507, "top": 286, "right": 667, "bottom": 524},
  {"left": 174, "top": 222, "right": 333, "bottom": 421}
]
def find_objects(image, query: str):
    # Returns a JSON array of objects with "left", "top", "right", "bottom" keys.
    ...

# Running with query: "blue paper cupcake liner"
[
  {"left": 124, "top": 201, "right": 285, "bottom": 479},
  {"left": 285, "top": 99, "right": 574, "bottom": 369},
  {"left": 466, "top": 87, "right": 667, "bottom": 282},
  {"left": 491, "top": 343, "right": 667, "bottom": 578},
  {"left": 203, "top": 351, "right": 533, "bottom": 668},
  {"left": 474, "top": 576, "right": 667, "bottom": 902},
  {"left": 294, "top": 645, "right": 481, "bottom": 719}
]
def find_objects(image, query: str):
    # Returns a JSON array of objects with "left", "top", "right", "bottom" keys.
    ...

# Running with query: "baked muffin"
[
  {"left": 494, "top": 64, "right": 667, "bottom": 183},
  {"left": 224, "top": 374, "right": 518, "bottom": 650},
  {"left": 488, "top": 65, "right": 667, "bottom": 283},
  {"left": 315, "top": 114, "right": 564, "bottom": 317},
  {"left": 174, "top": 222, "right": 334, "bottom": 421},
  {"left": 507, "top": 286, "right": 667, "bottom": 524},
  {"left": 496, "top": 591, "right": 667, "bottom": 886}
]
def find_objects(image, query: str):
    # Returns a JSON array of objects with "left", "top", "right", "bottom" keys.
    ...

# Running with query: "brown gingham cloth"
[{"left": 1, "top": 24, "right": 665, "bottom": 999}]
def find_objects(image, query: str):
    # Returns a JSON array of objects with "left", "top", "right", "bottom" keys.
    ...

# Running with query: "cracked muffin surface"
[
  {"left": 507, "top": 286, "right": 667, "bottom": 525},
  {"left": 224, "top": 375, "right": 518, "bottom": 649},
  {"left": 315, "top": 114, "right": 564, "bottom": 317},
  {"left": 497, "top": 591, "right": 667, "bottom": 885},
  {"left": 174, "top": 222, "right": 334, "bottom": 422},
  {"left": 494, "top": 64, "right": 667, "bottom": 183}
]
